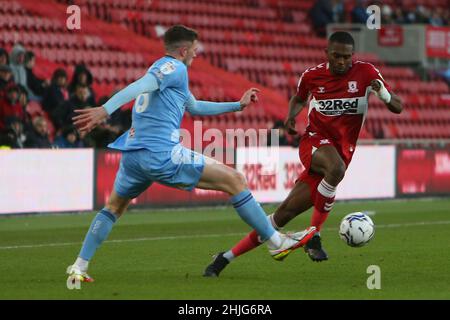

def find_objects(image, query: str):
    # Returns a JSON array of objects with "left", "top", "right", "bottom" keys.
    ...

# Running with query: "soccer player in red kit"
[{"left": 203, "top": 31, "right": 403, "bottom": 277}]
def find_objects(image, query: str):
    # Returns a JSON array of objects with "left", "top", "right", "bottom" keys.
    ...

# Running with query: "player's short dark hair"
[
  {"left": 328, "top": 31, "right": 355, "bottom": 48},
  {"left": 164, "top": 25, "right": 198, "bottom": 51}
]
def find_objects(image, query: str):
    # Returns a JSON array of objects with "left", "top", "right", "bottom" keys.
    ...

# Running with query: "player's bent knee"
[
  {"left": 328, "top": 161, "right": 346, "bottom": 183},
  {"left": 106, "top": 195, "right": 129, "bottom": 218},
  {"left": 225, "top": 170, "right": 248, "bottom": 195},
  {"left": 234, "top": 171, "right": 248, "bottom": 191}
]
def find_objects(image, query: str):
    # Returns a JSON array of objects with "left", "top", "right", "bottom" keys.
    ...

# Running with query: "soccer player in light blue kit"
[{"left": 67, "top": 25, "right": 316, "bottom": 283}]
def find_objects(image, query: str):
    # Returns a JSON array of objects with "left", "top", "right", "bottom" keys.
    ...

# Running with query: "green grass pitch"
[{"left": 0, "top": 198, "right": 449, "bottom": 299}]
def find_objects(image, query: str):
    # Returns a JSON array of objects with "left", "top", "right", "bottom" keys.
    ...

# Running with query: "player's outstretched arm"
[
  {"left": 370, "top": 79, "right": 403, "bottom": 114},
  {"left": 186, "top": 88, "right": 259, "bottom": 116},
  {"left": 284, "top": 95, "right": 307, "bottom": 135},
  {"left": 73, "top": 73, "right": 159, "bottom": 133}
]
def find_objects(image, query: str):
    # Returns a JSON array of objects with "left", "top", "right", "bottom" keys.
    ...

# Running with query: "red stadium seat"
[{"left": 3, "top": 0, "right": 447, "bottom": 142}]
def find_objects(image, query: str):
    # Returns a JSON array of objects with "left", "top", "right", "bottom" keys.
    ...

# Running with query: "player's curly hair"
[
  {"left": 328, "top": 31, "right": 355, "bottom": 48},
  {"left": 164, "top": 25, "right": 198, "bottom": 52}
]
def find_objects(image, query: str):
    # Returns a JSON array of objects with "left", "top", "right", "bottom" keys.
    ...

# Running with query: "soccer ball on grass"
[{"left": 339, "top": 212, "right": 375, "bottom": 247}]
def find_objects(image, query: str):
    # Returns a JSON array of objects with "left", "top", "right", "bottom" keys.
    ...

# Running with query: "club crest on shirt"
[
  {"left": 317, "top": 87, "right": 325, "bottom": 93},
  {"left": 347, "top": 81, "right": 358, "bottom": 93},
  {"left": 160, "top": 61, "right": 176, "bottom": 75}
]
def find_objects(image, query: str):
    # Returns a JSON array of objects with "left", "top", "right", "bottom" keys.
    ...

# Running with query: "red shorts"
[
  {"left": 297, "top": 132, "right": 350, "bottom": 202},
  {"left": 299, "top": 132, "right": 335, "bottom": 173}
]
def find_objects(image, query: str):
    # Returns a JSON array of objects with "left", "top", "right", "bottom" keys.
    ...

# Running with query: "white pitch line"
[
  {"left": 0, "top": 232, "right": 245, "bottom": 250},
  {"left": 1, "top": 220, "right": 450, "bottom": 251}
]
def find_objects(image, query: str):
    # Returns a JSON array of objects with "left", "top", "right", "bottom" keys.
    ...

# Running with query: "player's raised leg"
[
  {"left": 197, "top": 157, "right": 315, "bottom": 263},
  {"left": 305, "top": 145, "right": 346, "bottom": 261},
  {"left": 204, "top": 180, "right": 315, "bottom": 277},
  {"left": 67, "top": 190, "right": 131, "bottom": 283}
]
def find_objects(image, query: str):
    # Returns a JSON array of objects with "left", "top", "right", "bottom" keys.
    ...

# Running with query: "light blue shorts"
[{"left": 113, "top": 145, "right": 205, "bottom": 199}]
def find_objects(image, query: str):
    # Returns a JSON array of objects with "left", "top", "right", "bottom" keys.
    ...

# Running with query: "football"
[{"left": 339, "top": 212, "right": 375, "bottom": 247}]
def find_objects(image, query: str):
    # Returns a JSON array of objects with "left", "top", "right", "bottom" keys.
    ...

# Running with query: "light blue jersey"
[
  {"left": 108, "top": 56, "right": 189, "bottom": 152},
  {"left": 102, "top": 55, "right": 241, "bottom": 198}
]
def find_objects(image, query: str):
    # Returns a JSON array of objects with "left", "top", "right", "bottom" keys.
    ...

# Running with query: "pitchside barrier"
[{"left": 1, "top": 141, "right": 449, "bottom": 214}]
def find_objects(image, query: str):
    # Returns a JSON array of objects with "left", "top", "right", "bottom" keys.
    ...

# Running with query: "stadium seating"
[
  {"left": 77, "top": 0, "right": 449, "bottom": 139},
  {"left": 1, "top": 0, "right": 449, "bottom": 141}
]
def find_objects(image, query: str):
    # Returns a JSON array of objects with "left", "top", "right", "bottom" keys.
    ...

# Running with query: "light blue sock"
[
  {"left": 231, "top": 189, "right": 276, "bottom": 241},
  {"left": 79, "top": 208, "right": 117, "bottom": 261}
]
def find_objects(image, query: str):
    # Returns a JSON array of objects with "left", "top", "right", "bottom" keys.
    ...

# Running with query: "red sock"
[
  {"left": 311, "top": 179, "right": 336, "bottom": 231},
  {"left": 310, "top": 209, "right": 329, "bottom": 232},
  {"left": 231, "top": 229, "right": 263, "bottom": 257}
]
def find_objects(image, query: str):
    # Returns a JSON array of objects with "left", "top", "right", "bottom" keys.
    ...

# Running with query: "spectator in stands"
[
  {"left": 401, "top": 7, "right": 417, "bottom": 24},
  {"left": 17, "top": 84, "right": 33, "bottom": 129},
  {"left": 0, "top": 84, "right": 25, "bottom": 132},
  {"left": 414, "top": 5, "right": 431, "bottom": 24},
  {"left": 68, "top": 64, "right": 96, "bottom": 106},
  {"left": 70, "top": 84, "right": 91, "bottom": 110},
  {"left": 429, "top": 8, "right": 446, "bottom": 27},
  {"left": 53, "top": 125, "right": 84, "bottom": 148},
  {"left": 345, "top": 3, "right": 449, "bottom": 26},
  {"left": 97, "top": 95, "right": 131, "bottom": 135},
  {"left": 0, "top": 64, "right": 14, "bottom": 94},
  {"left": 268, "top": 120, "right": 293, "bottom": 147},
  {"left": 24, "top": 116, "right": 52, "bottom": 148},
  {"left": 24, "top": 51, "right": 49, "bottom": 99},
  {"left": 310, "top": 0, "right": 333, "bottom": 37},
  {"left": 81, "top": 125, "right": 114, "bottom": 148},
  {"left": 9, "top": 44, "right": 28, "bottom": 91},
  {"left": 310, "top": 0, "right": 345, "bottom": 37},
  {"left": 351, "top": 0, "right": 369, "bottom": 24},
  {"left": 406, "top": 5, "right": 430, "bottom": 24},
  {"left": 0, "top": 48, "right": 9, "bottom": 66},
  {"left": 381, "top": 4, "right": 394, "bottom": 24},
  {"left": 42, "top": 68, "right": 69, "bottom": 122},
  {"left": 54, "top": 84, "right": 91, "bottom": 130},
  {"left": 393, "top": 7, "right": 407, "bottom": 24},
  {"left": 1, "top": 117, "right": 26, "bottom": 148},
  {"left": 80, "top": 94, "right": 126, "bottom": 148},
  {"left": 82, "top": 111, "right": 125, "bottom": 148}
]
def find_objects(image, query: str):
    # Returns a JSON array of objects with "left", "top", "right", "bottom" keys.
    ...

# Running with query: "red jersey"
[{"left": 295, "top": 60, "right": 391, "bottom": 164}]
